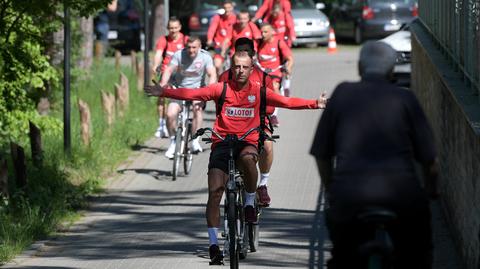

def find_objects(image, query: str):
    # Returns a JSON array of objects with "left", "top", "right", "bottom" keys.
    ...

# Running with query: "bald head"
[{"left": 358, "top": 41, "right": 397, "bottom": 78}]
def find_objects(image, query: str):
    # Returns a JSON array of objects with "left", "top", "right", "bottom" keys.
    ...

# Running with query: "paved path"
[{"left": 3, "top": 47, "right": 461, "bottom": 269}]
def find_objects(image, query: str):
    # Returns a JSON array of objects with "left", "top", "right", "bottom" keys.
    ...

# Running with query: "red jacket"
[{"left": 161, "top": 82, "right": 318, "bottom": 146}]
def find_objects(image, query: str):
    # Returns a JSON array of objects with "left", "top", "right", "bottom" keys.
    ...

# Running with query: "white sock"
[
  {"left": 159, "top": 118, "right": 165, "bottom": 127},
  {"left": 245, "top": 192, "right": 256, "bottom": 207},
  {"left": 259, "top": 173, "right": 269, "bottom": 186},
  {"left": 170, "top": 136, "right": 175, "bottom": 143},
  {"left": 273, "top": 108, "right": 278, "bottom": 116},
  {"left": 208, "top": 227, "right": 219, "bottom": 246}
]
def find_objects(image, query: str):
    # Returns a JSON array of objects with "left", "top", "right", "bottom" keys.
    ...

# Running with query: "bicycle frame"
[
  {"left": 193, "top": 127, "right": 278, "bottom": 268},
  {"left": 172, "top": 100, "right": 193, "bottom": 181}
]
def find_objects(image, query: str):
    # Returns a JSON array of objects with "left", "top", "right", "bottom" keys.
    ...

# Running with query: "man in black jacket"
[{"left": 310, "top": 41, "right": 439, "bottom": 269}]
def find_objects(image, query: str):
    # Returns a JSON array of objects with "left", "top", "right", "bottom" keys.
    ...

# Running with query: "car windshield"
[
  {"left": 291, "top": 0, "right": 316, "bottom": 9},
  {"left": 368, "top": 0, "right": 416, "bottom": 4},
  {"left": 201, "top": 0, "right": 243, "bottom": 10}
]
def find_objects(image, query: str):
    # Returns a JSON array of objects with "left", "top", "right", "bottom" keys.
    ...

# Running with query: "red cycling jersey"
[
  {"left": 230, "top": 22, "right": 262, "bottom": 54},
  {"left": 218, "top": 67, "right": 275, "bottom": 115},
  {"left": 207, "top": 13, "right": 237, "bottom": 48},
  {"left": 265, "top": 11, "right": 295, "bottom": 44},
  {"left": 255, "top": 0, "right": 292, "bottom": 20},
  {"left": 154, "top": 33, "right": 188, "bottom": 71},
  {"left": 161, "top": 82, "right": 318, "bottom": 146},
  {"left": 257, "top": 37, "right": 292, "bottom": 77}
]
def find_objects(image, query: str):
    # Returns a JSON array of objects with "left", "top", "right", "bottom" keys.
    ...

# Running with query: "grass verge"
[{"left": 0, "top": 58, "right": 157, "bottom": 263}]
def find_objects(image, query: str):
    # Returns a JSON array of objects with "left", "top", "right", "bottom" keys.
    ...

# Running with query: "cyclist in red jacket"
[
  {"left": 221, "top": 10, "right": 261, "bottom": 58},
  {"left": 145, "top": 50, "right": 326, "bottom": 265},
  {"left": 152, "top": 17, "right": 188, "bottom": 138},
  {"left": 252, "top": 0, "right": 296, "bottom": 47},
  {"left": 207, "top": 0, "right": 237, "bottom": 75},
  {"left": 219, "top": 38, "right": 275, "bottom": 206}
]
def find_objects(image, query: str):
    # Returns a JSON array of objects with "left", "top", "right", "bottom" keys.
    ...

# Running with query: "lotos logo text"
[{"left": 225, "top": 107, "right": 255, "bottom": 118}]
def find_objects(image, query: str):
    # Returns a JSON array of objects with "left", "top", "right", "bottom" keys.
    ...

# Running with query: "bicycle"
[
  {"left": 171, "top": 100, "right": 194, "bottom": 181},
  {"left": 193, "top": 126, "right": 278, "bottom": 268},
  {"left": 357, "top": 207, "right": 397, "bottom": 269}
]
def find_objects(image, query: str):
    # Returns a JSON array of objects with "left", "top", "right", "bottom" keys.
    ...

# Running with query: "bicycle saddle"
[{"left": 357, "top": 207, "right": 397, "bottom": 224}]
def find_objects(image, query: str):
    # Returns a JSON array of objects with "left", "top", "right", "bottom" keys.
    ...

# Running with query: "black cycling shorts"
[{"left": 208, "top": 141, "right": 258, "bottom": 174}]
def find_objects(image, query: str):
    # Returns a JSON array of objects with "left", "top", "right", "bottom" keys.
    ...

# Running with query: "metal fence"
[{"left": 418, "top": 0, "right": 480, "bottom": 96}]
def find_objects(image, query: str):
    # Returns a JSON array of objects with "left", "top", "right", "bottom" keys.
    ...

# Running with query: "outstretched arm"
[
  {"left": 266, "top": 89, "right": 327, "bottom": 109},
  {"left": 145, "top": 84, "right": 220, "bottom": 102}
]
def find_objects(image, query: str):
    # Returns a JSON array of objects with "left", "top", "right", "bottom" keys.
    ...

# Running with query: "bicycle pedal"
[
  {"left": 221, "top": 232, "right": 226, "bottom": 237},
  {"left": 209, "top": 260, "right": 224, "bottom": 266}
]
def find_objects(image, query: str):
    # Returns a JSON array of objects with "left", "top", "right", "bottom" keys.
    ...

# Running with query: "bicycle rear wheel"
[
  {"left": 183, "top": 121, "right": 193, "bottom": 175},
  {"left": 172, "top": 127, "right": 182, "bottom": 181},
  {"left": 227, "top": 192, "right": 239, "bottom": 269}
]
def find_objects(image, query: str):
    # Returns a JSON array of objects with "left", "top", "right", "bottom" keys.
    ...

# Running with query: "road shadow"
[
  {"left": 130, "top": 143, "right": 165, "bottom": 154},
  {"left": 14, "top": 185, "right": 330, "bottom": 268},
  {"left": 117, "top": 168, "right": 172, "bottom": 181}
]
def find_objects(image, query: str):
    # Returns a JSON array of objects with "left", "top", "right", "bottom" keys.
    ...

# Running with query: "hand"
[
  {"left": 207, "top": 40, "right": 213, "bottom": 48},
  {"left": 318, "top": 91, "right": 328, "bottom": 109},
  {"left": 144, "top": 84, "right": 164, "bottom": 97}
]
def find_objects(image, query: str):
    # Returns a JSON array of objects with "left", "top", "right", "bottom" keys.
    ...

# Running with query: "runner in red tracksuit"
[
  {"left": 207, "top": 0, "right": 237, "bottom": 74},
  {"left": 152, "top": 18, "right": 188, "bottom": 138},
  {"left": 144, "top": 51, "right": 326, "bottom": 265}
]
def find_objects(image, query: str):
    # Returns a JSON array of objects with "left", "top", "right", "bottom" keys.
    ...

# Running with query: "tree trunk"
[
  {"left": 152, "top": 0, "right": 167, "bottom": 47},
  {"left": 78, "top": 16, "right": 94, "bottom": 70}
]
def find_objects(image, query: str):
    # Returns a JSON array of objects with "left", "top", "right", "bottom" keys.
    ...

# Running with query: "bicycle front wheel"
[
  {"left": 172, "top": 127, "right": 183, "bottom": 181},
  {"left": 183, "top": 121, "right": 193, "bottom": 175},
  {"left": 247, "top": 222, "right": 259, "bottom": 252},
  {"left": 227, "top": 192, "right": 239, "bottom": 269}
]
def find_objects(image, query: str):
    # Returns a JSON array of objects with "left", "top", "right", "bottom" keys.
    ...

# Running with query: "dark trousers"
[{"left": 325, "top": 202, "right": 433, "bottom": 269}]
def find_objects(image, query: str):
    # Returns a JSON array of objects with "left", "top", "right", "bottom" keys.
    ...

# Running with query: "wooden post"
[
  {"left": 10, "top": 143, "right": 27, "bottom": 189},
  {"left": 114, "top": 83, "right": 129, "bottom": 117},
  {"left": 120, "top": 72, "right": 129, "bottom": 93},
  {"left": 78, "top": 99, "right": 92, "bottom": 146},
  {"left": 0, "top": 158, "right": 8, "bottom": 198},
  {"left": 101, "top": 90, "right": 116, "bottom": 126},
  {"left": 136, "top": 60, "right": 145, "bottom": 90},
  {"left": 29, "top": 121, "right": 43, "bottom": 167},
  {"left": 94, "top": 41, "right": 104, "bottom": 60},
  {"left": 130, "top": 50, "right": 137, "bottom": 73},
  {"left": 115, "top": 50, "right": 121, "bottom": 70}
]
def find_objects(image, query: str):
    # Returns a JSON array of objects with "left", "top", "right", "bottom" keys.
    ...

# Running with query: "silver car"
[
  {"left": 380, "top": 25, "right": 411, "bottom": 86},
  {"left": 291, "top": 0, "right": 330, "bottom": 46}
]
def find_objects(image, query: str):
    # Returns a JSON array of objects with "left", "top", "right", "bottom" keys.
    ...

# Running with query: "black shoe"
[
  {"left": 209, "top": 244, "right": 224, "bottom": 265},
  {"left": 245, "top": 205, "right": 258, "bottom": 223}
]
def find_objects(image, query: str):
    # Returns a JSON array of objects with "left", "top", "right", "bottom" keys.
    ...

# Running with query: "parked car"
[
  {"left": 291, "top": 0, "right": 330, "bottom": 46},
  {"left": 96, "top": 0, "right": 143, "bottom": 54},
  {"left": 329, "top": 0, "right": 418, "bottom": 44},
  {"left": 188, "top": 0, "right": 247, "bottom": 46},
  {"left": 379, "top": 24, "right": 411, "bottom": 87}
]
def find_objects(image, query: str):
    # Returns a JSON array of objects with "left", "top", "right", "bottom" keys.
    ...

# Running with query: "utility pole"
[
  {"left": 63, "top": 1, "right": 71, "bottom": 155},
  {"left": 144, "top": 0, "right": 150, "bottom": 86}
]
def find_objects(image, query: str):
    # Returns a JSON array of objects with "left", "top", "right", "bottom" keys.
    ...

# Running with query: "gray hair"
[{"left": 358, "top": 41, "right": 397, "bottom": 77}]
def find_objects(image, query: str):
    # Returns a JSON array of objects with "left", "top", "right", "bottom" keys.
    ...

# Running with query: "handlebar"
[
  {"left": 192, "top": 127, "right": 279, "bottom": 143},
  {"left": 254, "top": 61, "right": 286, "bottom": 74}
]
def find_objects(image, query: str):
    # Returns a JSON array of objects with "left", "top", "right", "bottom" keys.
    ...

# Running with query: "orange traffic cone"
[{"left": 327, "top": 28, "right": 338, "bottom": 54}]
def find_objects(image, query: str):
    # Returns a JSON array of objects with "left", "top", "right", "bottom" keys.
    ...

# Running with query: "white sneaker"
[
  {"left": 154, "top": 126, "right": 162, "bottom": 138},
  {"left": 159, "top": 125, "right": 169, "bottom": 138},
  {"left": 191, "top": 138, "right": 203, "bottom": 153},
  {"left": 165, "top": 140, "right": 176, "bottom": 159}
]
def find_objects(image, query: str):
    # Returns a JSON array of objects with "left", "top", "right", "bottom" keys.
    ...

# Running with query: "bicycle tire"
[
  {"left": 172, "top": 127, "right": 182, "bottom": 181},
  {"left": 248, "top": 223, "right": 259, "bottom": 252},
  {"left": 239, "top": 197, "right": 248, "bottom": 260},
  {"left": 183, "top": 121, "right": 193, "bottom": 175},
  {"left": 227, "top": 192, "right": 239, "bottom": 269}
]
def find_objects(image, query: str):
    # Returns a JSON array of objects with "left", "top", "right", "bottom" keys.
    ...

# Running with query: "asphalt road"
[{"left": 3, "top": 46, "right": 461, "bottom": 269}]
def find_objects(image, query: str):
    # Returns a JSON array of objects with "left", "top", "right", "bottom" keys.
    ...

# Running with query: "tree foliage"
[{"left": 0, "top": 0, "right": 111, "bottom": 149}]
